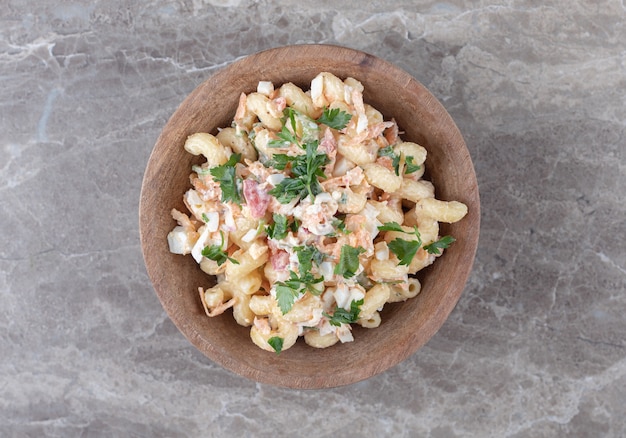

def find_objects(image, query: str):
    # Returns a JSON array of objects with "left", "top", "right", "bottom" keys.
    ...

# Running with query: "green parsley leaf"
[
  {"left": 265, "top": 154, "right": 293, "bottom": 170},
  {"left": 377, "top": 221, "right": 406, "bottom": 233},
  {"left": 201, "top": 232, "right": 240, "bottom": 266},
  {"left": 289, "top": 217, "right": 300, "bottom": 233},
  {"left": 301, "top": 272, "right": 324, "bottom": 295},
  {"left": 324, "top": 299, "right": 364, "bottom": 326},
  {"left": 297, "top": 141, "right": 329, "bottom": 198},
  {"left": 275, "top": 270, "right": 324, "bottom": 314},
  {"left": 378, "top": 222, "right": 423, "bottom": 266},
  {"left": 334, "top": 245, "right": 366, "bottom": 278},
  {"left": 268, "top": 177, "right": 306, "bottom": 204},
  {"left": 387, "top": 238, "right": 420, "bottom": 266},
  {"left": 288, "top": 268, "right": 324, "bottom": 295},
  {"left": 329, "top": 215, "right": 351, "bottom": 236},
  {"left": 275, "top": 283, "right": 300, "bottom": 315},
  {"left": 268, "top": 141, "right": 329, "bottom": 204},
  {"left": 378, "top": 146, "right": 401, "bottom": 175},
  {"left": 266, "top": 213, "right": 289, "bottom": 240},
  {"left": 423, "top": 235, "right": 456, "bottom": 255},
  {"left": 201, "top": 213, "right": 210, "bottom": 223},
  {"left": 269, "top": 108, "right": 320, "bottom": 148},
  {"left": 210, "top": 153, "right": 242, "bottom": 204},
  {"left": 316, "top": 107, "right": 353, "bottom": 130},
  {"left": 404, "top": 155, "right": 421, "bottom": 174},
  {"left": 267, "top": 336, "right": 284, "bottom": 354},
  {"left": 294, "top": 245, "right": 325, "bottom": 273},
  {"left": 268, "top": 121, "right": 298, "bottom": 148}
]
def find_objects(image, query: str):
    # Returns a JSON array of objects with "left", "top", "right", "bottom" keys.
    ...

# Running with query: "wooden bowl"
[{"left": 139, "top": 44, "right": 480, "bottom": 389}]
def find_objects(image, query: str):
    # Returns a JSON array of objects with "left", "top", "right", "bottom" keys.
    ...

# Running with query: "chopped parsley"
[
  {"left": 404, "top": 155, "right": 421, "bottom": 174},
  {"left": 268, "top": 177, "right": 306, "bottom": 204},
  {"left": 324, "top": 299, "right": 364, "bottom": 326},
  {"left": 201, "top": 213, "right": 210, "bottom": 223},
  {"left": 268, "top": 108, "right": 299, "bottom": 148},
  {"left": 201, "top": 231, "right": 239, "bottom": 266},
  {"left": 268, "top": 140, "right": 329, "bottom": 204},
  {"left": 316, "top": 107, "right": 353, "bottom": 130},
  {"left": 378, "top": 146, "right": 401, "bottom": 175},
  {"left": 266, "top": 213, "right": 289, "bottom": 240},
  {"left": 265, "top": 108, "right": 331, "bottom": 204},
  {"left": 266, "top": 214, "right": 300, "bottom": 240},
  {"left": 387, "top": 239, "right": 420, "bottom": 266},
  {"left": 275, "top": 282, "right": 300, "bottom": 315},
  {"left": 377, "top": 221, "right": 406, "bottom": 233},
  {"left": 378, "top": 221, "right": 422, "bottom": 266},
  {"left": 332, "top": 217, "right": 347, "bottom": 234},
  {"left": 268, "top": 108, "right": 319, "bottom": 148},
  {"left": 210, "top": 153, "right": 242, "bottom": 204},
  {"left": 266, "top": 153, "right": 293, "bottom": 171},
  {"left": 329, "top": 215, "right": 351, "bottom": 236},
  {"left": 423, "top": 235, "right": 456, "bottom": 255},
  {"left": 289, "top": 217, "right": 300, "bottom": 233},
  {"left": 294, "top": 245, "right": 326, "bottom": 273},
  {"left": 334, "top": 245, "right": 366, "bottom": 278},
  {"left": 275, "top": 270, "right": 323, "bottom": 314},
  {"left": 273, "top": 246, "right": 326, "bottom": 314},
  {"left": 377, "top": 147, "right": 421, "bottom": 176},
  {"left": 267, "top": 336, "right": 284, "bottom": 354}
]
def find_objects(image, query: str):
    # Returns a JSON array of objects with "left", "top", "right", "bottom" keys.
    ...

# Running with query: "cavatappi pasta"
[{"left": 167, "top": 72, "right": 468, "bottom": 353}]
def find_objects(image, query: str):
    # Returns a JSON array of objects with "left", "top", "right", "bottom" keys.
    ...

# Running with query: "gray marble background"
[{"left": 1, "top": 1, "right": 625, "bottom": 436}]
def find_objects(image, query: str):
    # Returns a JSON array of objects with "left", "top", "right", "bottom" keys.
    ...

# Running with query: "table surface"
[{"left": 1, "top": 1, "right": 625, "bottom": 436}]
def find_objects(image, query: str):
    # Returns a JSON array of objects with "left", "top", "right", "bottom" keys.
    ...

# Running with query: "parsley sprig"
[
  {"left": 268, "top": 109, "right": 299, "bottom": 148},
  {"left": 201, "top": 231, "right": 239, "bottom": 266},
  {"left": 377, "top": 147, "right": 420, "bottom": 176},
  {"left": 275, "top": 270, "right": 324, "bottom": 314},
  {"left": 266, "top": 213, "right": 289, "bottom": 240},
  {"left": 324, "top": 299, "right": 364, "bottom": 326},
  {"left": 265, "top": 108, "right": 334, "bottom": 204},
  {"left": 316, "top": 107, "right": 352, "bottom": 130},
  {"left": 210, "top": 153, "right": 242, "bottom": 204},
  {"left": 405, "top": 155, "right": 421, "bottom": 174},
  {"left": 294, "top": 245, "right": 326, "bottom": 273},
  {"left": 334, "top": 245, "right": 366, "bottom": 278},
  {"left": 267, "top": 336, "right": 284, "bottom": 354},
  {"left": 268, "top": 108, "right": 319, "bottom": 148},
  {"left": 378, "top": 146, "right": 401, "bottom": 175},
  {"left": 423, "top": 235, "right": 456, "bottom": 255},
  {"left": 268, "top": 141, "right": 329, "bottom": 204},
  {"left": 273, "top": 245, "right": 326, "bottom": 314},
  {"left": 266, "top": 214, "right": 301, "bottom": 240},
  {"left": 378, "top": 222, "right": 422, "bottom": 266}
]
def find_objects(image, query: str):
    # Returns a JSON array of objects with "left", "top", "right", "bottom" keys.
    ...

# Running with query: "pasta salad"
[{"left": 167, "top": 72, "right": 468, "bottom": 353}]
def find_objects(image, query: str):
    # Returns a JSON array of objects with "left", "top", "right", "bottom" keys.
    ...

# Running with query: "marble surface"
[{"left": 1, "top": 0, "right": 625, "bottom": 436}]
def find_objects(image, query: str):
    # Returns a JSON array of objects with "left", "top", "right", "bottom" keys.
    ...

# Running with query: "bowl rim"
[{"left": 139, "top": 43, "right": 480, "bottom": 389}]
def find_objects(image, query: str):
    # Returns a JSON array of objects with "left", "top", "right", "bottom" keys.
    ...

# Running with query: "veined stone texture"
[{"left": 1, "top": 1, "right": 625, "bottom": 437}]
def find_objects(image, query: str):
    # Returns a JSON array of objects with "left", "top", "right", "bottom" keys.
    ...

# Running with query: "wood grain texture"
[{"left": 139, "top": 44, "right": 480, "bottom": 389}]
